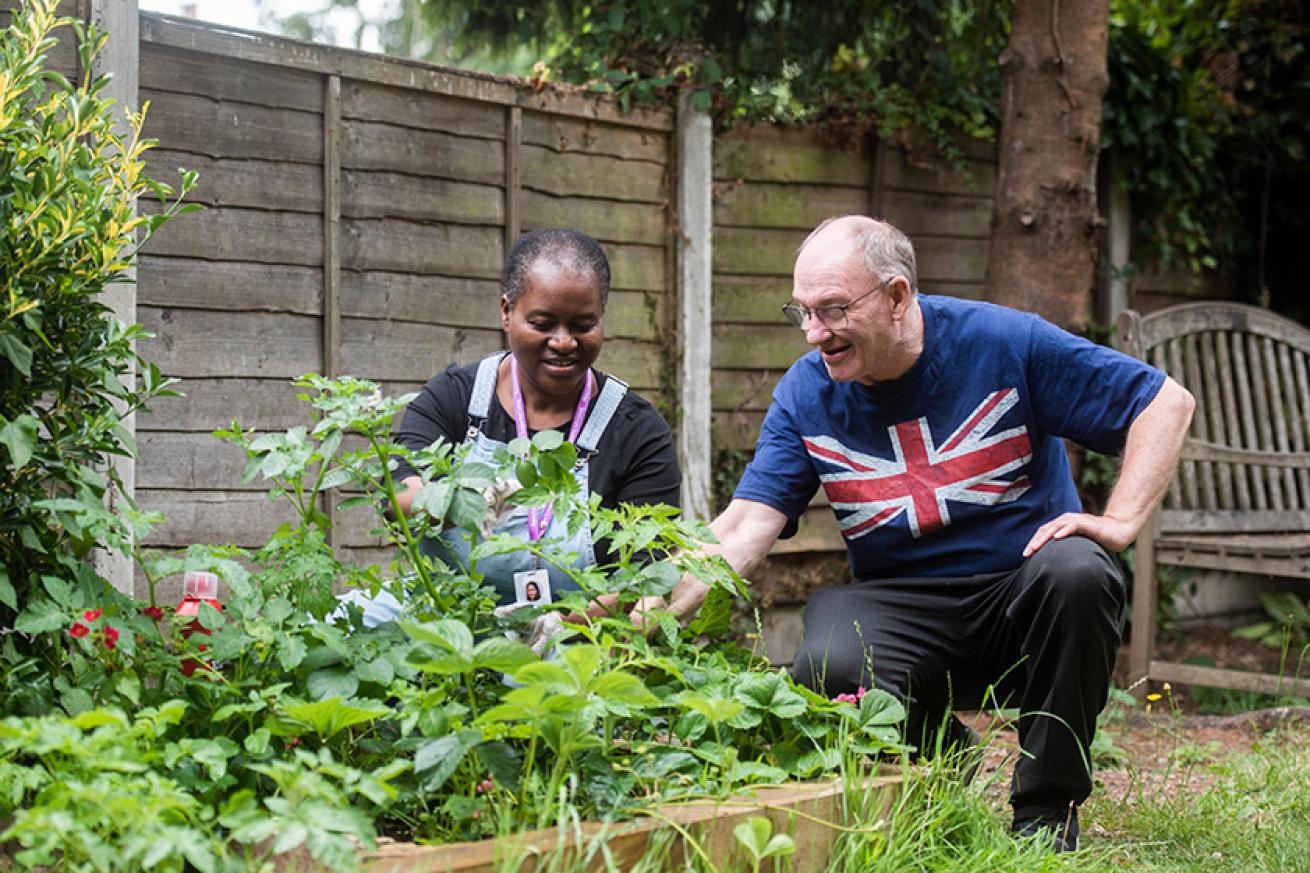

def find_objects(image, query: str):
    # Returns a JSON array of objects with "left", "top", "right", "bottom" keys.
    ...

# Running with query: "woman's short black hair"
[{"left": 502, "top": 228, "right": 610, "bottom": 310}]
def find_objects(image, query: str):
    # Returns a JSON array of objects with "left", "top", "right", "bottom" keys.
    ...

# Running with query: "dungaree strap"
[
  {"left": 467, "top": 352, "right": 508, "bottom": 425},
  {"left": 576, "top": 375, "right": 628, "bottom": 454}
]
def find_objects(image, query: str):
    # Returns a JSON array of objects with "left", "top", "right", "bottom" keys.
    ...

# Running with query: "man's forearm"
[
  {"left": 665, "top": 500, "right": 788, "bottom": 620},
  {"left": 1104, "top": 376, "right": 1195, "bottom": 536}
]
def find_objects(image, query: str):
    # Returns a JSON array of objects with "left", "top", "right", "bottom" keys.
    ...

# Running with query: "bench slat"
[
  {"left": 1232, "top": 331, "right": 1270, "bottom": 510},
  {"left": 1185, "top": 332, "right": 1218, "bottom": 509},
  {"left": 1294, "top": 349, "right": 1310, "bottom": 502},
  {"left": 1215, "top": 329, "right": 1252, "bottom": 510},
  {"left": 1169, "top": 337, "right": 1200, "bottom": 509},
  {"left": 1263, "top": 336, "right": 1298, "bottom": 506},
  {"left": 1201, "top": 331, "right": 1235, "bottom": 507},
  {"left": 1160, "top": 508, "right": 1310, "bottom": 534},
  {"left": 1248, "top": 333, "right": 1286, "bottom": 511}
]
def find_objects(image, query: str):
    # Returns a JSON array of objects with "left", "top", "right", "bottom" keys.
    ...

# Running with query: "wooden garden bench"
[{"left": 1117, "top": 302, "right": 1310, "bottom": 698}]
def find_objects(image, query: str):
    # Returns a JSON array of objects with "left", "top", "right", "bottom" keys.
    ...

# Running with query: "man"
[{"left": 644, "top": 215, "right": 1194, "bottom": 852}]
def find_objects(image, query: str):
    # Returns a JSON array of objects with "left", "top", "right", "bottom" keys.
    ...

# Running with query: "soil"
[{"left": 964, "top": 623, "right": 1310, "bottom": 821}]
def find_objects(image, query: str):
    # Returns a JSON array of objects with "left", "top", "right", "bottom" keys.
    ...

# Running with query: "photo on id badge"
[{"left": 514, "top": 569, "right": 551, "bottom": 606}]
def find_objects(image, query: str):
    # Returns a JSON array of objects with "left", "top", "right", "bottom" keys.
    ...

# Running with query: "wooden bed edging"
[{"left": 362, "top": 770, "right": 903, "bottom": 873}]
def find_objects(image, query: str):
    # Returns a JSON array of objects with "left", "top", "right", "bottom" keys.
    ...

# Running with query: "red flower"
[
  {"left": 142, "top": 606, "right": 164, "bottom": 621},
  {"left": 83, "top": 609, "right": 102, "bottom": 622},
  {"left": 103, "top": 626, "right": 120, "bottom": 650},
  {"left": 69, "top": 622, "right": 90, "bottom": 639}
]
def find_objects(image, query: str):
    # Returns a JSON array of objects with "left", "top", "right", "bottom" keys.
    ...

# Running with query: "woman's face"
[{"left": 501, "top": 260, "right": 604, "bottom": 400}]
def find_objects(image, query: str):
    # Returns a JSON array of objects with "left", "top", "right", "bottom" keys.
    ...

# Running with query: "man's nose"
[{"left": 804, "top": 315, "right": 831, "bottom": 345}]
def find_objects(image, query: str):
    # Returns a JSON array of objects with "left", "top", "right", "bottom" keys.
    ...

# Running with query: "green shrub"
[{"left": 0, "top": 0, "right": 195, "bottom": 710}]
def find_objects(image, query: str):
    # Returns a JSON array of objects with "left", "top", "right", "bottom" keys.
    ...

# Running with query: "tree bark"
[{"left": 985, "top": 0, "right": 1109, "bottom": 332}]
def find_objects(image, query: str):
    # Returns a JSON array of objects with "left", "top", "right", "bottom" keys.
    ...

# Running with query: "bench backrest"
[{"left": 1118, "top": 302, "right": 1310, "bottom": 535}]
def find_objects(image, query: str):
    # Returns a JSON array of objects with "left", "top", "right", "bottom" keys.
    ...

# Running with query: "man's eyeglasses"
[{"left": 781, "top": 280, "right": 886, "bottom": 330}]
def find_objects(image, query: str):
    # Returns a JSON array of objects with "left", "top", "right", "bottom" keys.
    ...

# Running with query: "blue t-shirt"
[{"left": 734, "top": 295, "right": 1166, "bottom": 579}]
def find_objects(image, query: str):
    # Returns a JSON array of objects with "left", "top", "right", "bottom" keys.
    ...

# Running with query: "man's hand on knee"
[{"left": 1023, "top": 512, "right": 1136, "bottom": 557}]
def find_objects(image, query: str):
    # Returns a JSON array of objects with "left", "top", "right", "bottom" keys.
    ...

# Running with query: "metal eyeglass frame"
[{"left": 781, "top": 279, "right": 887, "bottom": 330}]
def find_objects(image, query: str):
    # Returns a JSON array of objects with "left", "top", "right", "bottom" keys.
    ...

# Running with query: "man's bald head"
[{"left": 797, "top": 215, "right": 919, "bottom": 292}]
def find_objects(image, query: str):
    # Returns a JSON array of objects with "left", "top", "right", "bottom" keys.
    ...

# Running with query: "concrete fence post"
[
  {"left": 88, "top": 0, "right": 140, "bottom": 595},
  {"left": 675, "top": 93, "right": 713, "bottom": 520}
]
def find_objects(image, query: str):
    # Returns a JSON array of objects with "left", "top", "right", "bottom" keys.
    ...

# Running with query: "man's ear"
[
  {"left": 887, "top": 276, "right": 914, "bottom": 318},
  {"left": 500, "top": 294, "right": 512, "bottom": 329}
]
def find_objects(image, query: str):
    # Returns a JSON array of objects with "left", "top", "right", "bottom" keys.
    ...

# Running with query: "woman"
[{"left": 387, "top": 228, "right": 681, "bottom": 611}]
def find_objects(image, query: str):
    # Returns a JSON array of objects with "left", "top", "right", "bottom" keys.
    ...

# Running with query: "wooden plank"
[
  {"left": 137, "top": 378, "right": 312, "bottom": 432},
  {"left": 141, "top": 89, "right": 323, "bottom": 163},
  {"left": 1294, "top": 350, "right": 1310, "bottom": 503},
  {"left": 713, "top": 181, "right": 868, "bottom": 230},
  {"left": 597, "top": 339, "right": 663, "bottom": 391},
  {"left": 1214, "top": 330, "right": 1251, "bottom": 510},
  {"left": 1183, "top": 333, "right": 1217, "bottom": 510},
  {"left": 342, "top": 219, "right": 503, "bottom": 276},
  {"left": 919, "top": 281, "right": 987, "bottom": 300},
  {"left": 714, "top": 324, "right": 810, "bottom": 370},
  {"left": 138, "top": 257, "right": 321, "bottom": 315},
  {"left": 138, "top": 13, "right": 673, "bottom": 132},
  {"left": 139, "top": 307, "right": 323, "bottom": 378},
  {"left": 1168, "top": 338, "right": 1199, "bottom": 509},
  {"left": 1231, "top": 331, "right": 1268, "bottom": 510},
  {"left": 339, "top": 272, "right": 501, "bottom": 327},
  {"left": 915, "top": 236, "right": 992, "bottom": 284},
  {"left": 522, "top": 111, "right": 668, "bottom": 163},
  {"left": 520, "top": 144, "right": 667, "bottom": 203},
  {"left": 1149, "top": 660, "right": 1310, "bottom": 699},
  {"left": 138, "top": 204, "right": 323, "bottom": 266},
  {"left": 713, "top": 276, "right": 793, "bottom": 323},
  {"left": 713, "top": 227, "right": 807, "bottom": 276},
  {"left": 605, "top": 243, "right": 666, "bottom": 292},
  {"left": 1248, "top": 333, "right": 1284, "bottom": 511},
  {"left": 140, "top": 41, "right": 323, "bottom": 111},
  {"left": 715, "top": 131, "right": 867, "bottom": 186},
  {"left": 1265, "top": 338, "right": 1299, "bottom": 506},
  {"left": 340, "top": 79, "right": 504, "bottom": 139},
  {"left": 341, "top": 171, "right": 504, "bottom": 225},
  {"left": 1180, "top": 441, "right": 1310, "bottom": 467},
  {"left": 604, "top": 290, "right": 663, "bottom": 341},
  {"left": 324, "top": 75, "right": 343, "bottom": 382},
  {"left": 878, "top": 189, "right": 994, "bottom": 239},
  {"left": 713, "top": 369, "right": 787, "bottom": 413},
  {"left": 1159, "top": 509, "right": 1310, "bottom": 535},
  {"left": 1135, "top": 301, "right": 1310, "bottom": 354},
  {"left": 521, "top": 191, "right": 668, "bottom": 246},
  {"left": 143, "top": 150, "right": 323, "bottom": 213},
  {"left": 341, "top": 119, "right": 504, "bottom": 184},
  {"left": 137, "top": 431, "right": 255, "bottom": 491},
  {"left": 879, "top": 152, "right": 996, "bottom": 197},
  {"left": 713, "top": 410, "right": 766, "bottom": 453},
  {"left": 504, "top": 105, "right": 521, "bottom": 250},
  {"left": 139, "top": 489, "right": 297, "bottom": 548},
  {"left": 338, "top": 319, "right": 503, "bottom": 382}
]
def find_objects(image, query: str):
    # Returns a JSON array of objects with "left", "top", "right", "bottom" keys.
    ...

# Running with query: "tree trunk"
[{"left": 985, "top": 0, "right": 1109, "bottom": 332}]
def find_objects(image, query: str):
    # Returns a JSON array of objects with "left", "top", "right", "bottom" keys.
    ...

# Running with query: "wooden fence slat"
[
  {"left": 143, "top": 150, "right": 323, "bottom": 213},
  {"left": 139, "top": 308, "right": 323, "bottom": 378},
  {"left": 137, "top": 431, "right": 255, "bottom": 491},
  {"left": 605, "top": 243, "right": 667, "bottom": 292},
  {"left": 713, "top": 227, "right": 808, "bottom": 276},
  {"left": 877, "top": 189, "right": 993, "bottom": 239},
  {"left": 338, "top": 320, "right": 503, "bottom": 382},
  {"left": 713, "top": 370, "right": 787, "bottom": 413},
  {"left": 141, "top": 89, "right": 323, "bottom": 163},
  {"left": 596, "top": 339, "right": 664, "bottom": 391},
  {"left": 339, "top": 271, "right": 501, "bottom": 327},
  {"left": 878, "top": 153, "right": 996, "bottom": 197},
  {"left": 138, "top": 257, "right": 322, "bottom": 315},
  {"left": 139, "top": 489, "right": 297, "bottom": 548},
  {"left": 522, "top": 111, "right": 668, "bottom": 163},
  {"left": 914, "top": 237, "right": 992, "bottom": 284},
  {"left": 713, "top": 182, "right": 868, "bottom": 231},
  {"left": 520, "top": 191, "right": 668, "bottom": 247},
  {"left": 713, "top": 410, "right": 766, "bottom": 453},
  {"left": 712, "top": 276, "right": 793, "bottom": 323},
  {"left": 714, "top": 324, "right": 811, "bottom": 370},
  {"left": 603, "top": 290, "right": 663, "bottom": 341},
  {"left": 520, "top": 144, "right": 667, "bottom": 203},
  {"left": 1231, "top": 331, "right": 1268, "bottom": 510},
  {"left": 341, "top": 171, "right": 504, "bottom": 225},
  {"left": 140, "top": 41, "right": 323, "bottom": 110},
  {"left": 340, "top": 79, "right": 504, "bottom": 139},
  {"left": 340, "top": 119, "right": 504, "bottom": 184},
  {"left": 137, "top": 378, "right": 314, "bottom": 432},
  {"left": 341, "top": 218, "right": 503, "bottom": 276},
  {"left": 714, "top": 134, "right": 867, "bottom": 186},
  {"left": 139, "top": 204, "right": 323, "bottom": 265},
  {"left": 1214, "top": 329, "right": 1251, "bottom": 510}
]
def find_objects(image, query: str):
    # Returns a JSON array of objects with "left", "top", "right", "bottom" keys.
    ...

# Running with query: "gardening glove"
[
  {"left": 479, "top": 478, "right": 522, "bottom": 537},
  {"left": 493, "top": 602, "right": 524, "bottom": 642},
  {"left": 526, "top": 611, "right": 566, "bottom": 655}
]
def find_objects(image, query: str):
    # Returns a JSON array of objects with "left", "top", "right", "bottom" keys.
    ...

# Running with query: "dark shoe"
[{"left": 1012, "top": 806, "right": 1079, "bottom": 853}]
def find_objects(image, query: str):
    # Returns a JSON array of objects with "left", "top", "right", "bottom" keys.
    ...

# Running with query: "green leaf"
[
  {"left": 471, "top": 636, "right": 537, "bottom": 673},
  {"left": 475, "top": 741, "right": 522, "bottom": 792},
  {"left": 356, "top": 656, "right": 395, "bottom": 686},
  {"left": 590, "top": 672, "right": 660, "bottom": 707},
  {"left": 402, "top": 619, "right": 474, "bottom": 657},
  {"left": 282, "top": 696, "right": 392, "bottom": 738},
  {"left": 0, "top": 414, "right": 40, "bottom": 468},
  {"left": 15, "top": 597, "right": 65, "bottom": 634},
  {"left": 0, "top": 334, "right": 33, "bottom": 377},
  {"left": 734, "top": 672, "right": 807, "bottom": 720},
  {"left": 244, "top": 728, "right": 272, "bottom": 756},
  {"left": 414, "top": 729, "right": 482, "bottom": 792},
  {"left": 307, "top": 666, "right": 359, "bottom": 700},
  {"left": 0, "top": 568, "right": 14, "bottom": 610},
  {"left": 531, "top": 430, "right": 564, "bottom": 452}
]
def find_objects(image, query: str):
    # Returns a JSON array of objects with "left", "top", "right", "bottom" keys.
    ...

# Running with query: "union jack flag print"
[{"left": 804, "top": 388, "right": 1033, "bottom": 540}]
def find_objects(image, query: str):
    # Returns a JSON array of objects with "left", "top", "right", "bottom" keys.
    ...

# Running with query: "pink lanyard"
[{"left": 509, "top": 356, "right": 595, "bottom": 541}]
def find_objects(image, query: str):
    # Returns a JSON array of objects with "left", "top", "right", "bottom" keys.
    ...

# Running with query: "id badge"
[{"left": 514, "top": 568, "right": 551, "bottom": 605}]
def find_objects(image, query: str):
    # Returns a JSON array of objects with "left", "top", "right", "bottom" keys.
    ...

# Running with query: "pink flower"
[
  {"left": 102, "top": 626, "right": 120, "bottom": 650},
  {"left": 471, "top": 810, "right": 481, "bottom": 820},
  {"left": 833, "top": 687, "right": 868, "bottom": 706},
  {"left": 83, "top": 609, "right": 102, "bottom": 622},
  {"left": 142, "top": 606, "right": 164, "bottom": 621},
  {"left": 69, "top": 622, "right": 90, "bottom": 639}
]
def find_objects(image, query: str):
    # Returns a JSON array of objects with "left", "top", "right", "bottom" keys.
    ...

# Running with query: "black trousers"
[{"left": 789, "top": 536, "right": 1126, "bottom": 818}]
